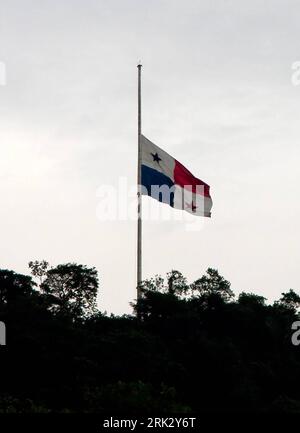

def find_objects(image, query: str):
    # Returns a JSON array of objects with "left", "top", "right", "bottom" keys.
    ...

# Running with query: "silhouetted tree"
[
  {"left": 167, "top": 270, "right": 189, "bottom": 296},
  {"left": 28, "top": 260, "right": 49, "bottom": 286},
  {"left": 275, "top": 289, "right": 300, "bottom": 312},
  {"left": 40, "top": 263, "right": 98, "bottom": 319},
  {"left": 0, "top": 269, "right": 36, "bottom": 306},
  {"left": 238, "top": 292, "right": 266, "bottom": 307},
  {"left": 139, "top": 270, "right": 188, "bottom": 297},
  {"left": 191, "top": 268, "right": 234, "bottom": 301},
  {"left": 139, "top": 274, "right": 165, "bottom": 294}
]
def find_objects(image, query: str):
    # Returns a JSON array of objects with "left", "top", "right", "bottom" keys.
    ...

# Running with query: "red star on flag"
[{"left": 185, "top": 201, "right": 197, "bottom": 212}]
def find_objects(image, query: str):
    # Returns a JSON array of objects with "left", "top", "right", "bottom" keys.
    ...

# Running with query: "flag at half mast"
[{"left": 140, "top": 135, "right": 213, "bottom": 217}]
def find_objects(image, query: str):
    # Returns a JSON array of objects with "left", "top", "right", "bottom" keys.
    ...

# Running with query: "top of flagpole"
[{"left": 137, "top": 62, "right": 142, "bottom": 69}]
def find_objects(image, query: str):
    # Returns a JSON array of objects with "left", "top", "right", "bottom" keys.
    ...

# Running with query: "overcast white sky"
[{"left": 0, "top": 0, "right": 299, "bottom": 314}]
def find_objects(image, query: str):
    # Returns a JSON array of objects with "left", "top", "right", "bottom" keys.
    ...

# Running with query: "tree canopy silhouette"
[
  {"left": 29, "top": 261, "right": 98, "bottom": 319},
  {"left": 1, "top": 263, "right": 300, "bottom": 413}
]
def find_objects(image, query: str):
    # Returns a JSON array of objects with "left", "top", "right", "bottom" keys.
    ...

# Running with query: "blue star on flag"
[{"left": 151, "top": 152, "right": 162, "bottom": 164}]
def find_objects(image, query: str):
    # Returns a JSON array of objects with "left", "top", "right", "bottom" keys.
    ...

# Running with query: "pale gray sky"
[{"left": 0, "top": 0, "right": 299, "bottom": 314}]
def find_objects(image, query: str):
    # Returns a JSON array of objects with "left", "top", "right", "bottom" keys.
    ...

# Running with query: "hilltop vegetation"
[{"left": 0, "top": 262, "right": 300, "bottom": 413}]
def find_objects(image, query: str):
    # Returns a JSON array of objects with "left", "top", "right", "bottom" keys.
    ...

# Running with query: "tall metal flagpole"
[{"left": 137, "top": 63, "right": 142, "bottom": 301}]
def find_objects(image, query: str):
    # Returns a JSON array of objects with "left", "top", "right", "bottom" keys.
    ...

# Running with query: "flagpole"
[{"left": 137, "top": 63, "right": 142, "bottom": 301}]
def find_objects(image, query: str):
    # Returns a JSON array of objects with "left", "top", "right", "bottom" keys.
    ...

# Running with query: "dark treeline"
[{"left": 1, "top": 261, "right": 300, "bottom": 413}]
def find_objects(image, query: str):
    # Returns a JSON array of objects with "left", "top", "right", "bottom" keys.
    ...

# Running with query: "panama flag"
[{"left": 140, "top": 135, "right": 213, "bottom": 217}]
